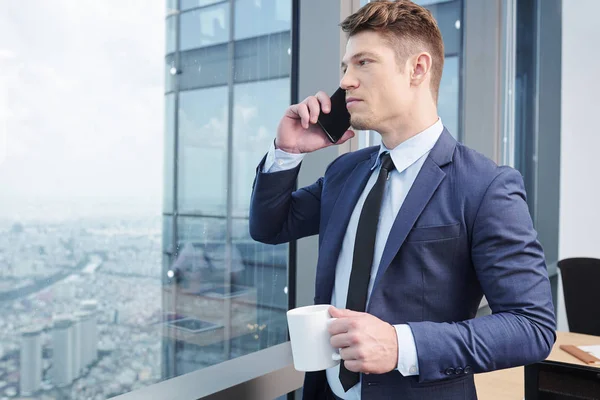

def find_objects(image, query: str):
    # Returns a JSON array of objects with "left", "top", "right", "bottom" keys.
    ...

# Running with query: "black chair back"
[{"left": 557, "top": 257, "right": 600, "bottom": 336}]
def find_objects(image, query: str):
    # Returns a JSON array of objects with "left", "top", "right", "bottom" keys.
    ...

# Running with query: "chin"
[{"left": 350, "top": 115, "right": 375, "bottom": 131}]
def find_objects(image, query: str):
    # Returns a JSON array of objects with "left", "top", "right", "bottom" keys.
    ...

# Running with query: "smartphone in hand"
[{"left": 317, "top": 87, "right": 351, "bottom": 143}]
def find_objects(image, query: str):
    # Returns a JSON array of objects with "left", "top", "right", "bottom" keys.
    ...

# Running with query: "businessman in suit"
[{"left": 249, "top": 1, "right": 556, "bottom": 399}]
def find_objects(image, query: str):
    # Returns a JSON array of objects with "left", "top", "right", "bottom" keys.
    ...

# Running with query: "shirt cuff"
[
  {"left": 262, "top": 140, "right": 305, "bottom": 173},
  {"left": 394, "top": 324, "right": 420, "bottom": 376}
]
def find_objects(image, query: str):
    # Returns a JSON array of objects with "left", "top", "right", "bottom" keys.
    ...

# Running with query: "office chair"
[
  {"left": 557, "top": 257, "right": 600, "bottom": 336},
  {"left": 525, "top": 360, "right": 600, "bottom": 399}
]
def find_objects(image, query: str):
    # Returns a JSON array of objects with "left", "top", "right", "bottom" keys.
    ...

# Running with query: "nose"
[{"left": 340, "top": 70, "right": 359, "bottom": 91}]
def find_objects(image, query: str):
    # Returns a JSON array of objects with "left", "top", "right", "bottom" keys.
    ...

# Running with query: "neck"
[{"left": 378, "top": 103, "right": 439, "bottom": 149}]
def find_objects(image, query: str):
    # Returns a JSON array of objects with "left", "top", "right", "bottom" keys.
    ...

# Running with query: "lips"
[{"left": 346, "top": 97, "right": 362, "bottom": 108}]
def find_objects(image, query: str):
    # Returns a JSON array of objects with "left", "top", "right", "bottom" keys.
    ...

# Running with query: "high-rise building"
[
  {"left": 72, "top": 311, "right": 86, "bottom": 378},
  {"left": 19, "top": 326, "right": 42, "bottom": 396},
  {"left": 80, "top": 300, "right": 98, "bottom": 366},
  {"left": 52, "top": 315, "right": 74, "bottom": 387}
]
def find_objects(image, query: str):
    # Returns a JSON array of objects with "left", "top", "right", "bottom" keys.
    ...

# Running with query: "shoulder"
[
  {"left": 451, "top": 143, "right": 526, "bottom": 213},
  {"left": 452, "top": 141, "right": 522, "bottom": 186}
]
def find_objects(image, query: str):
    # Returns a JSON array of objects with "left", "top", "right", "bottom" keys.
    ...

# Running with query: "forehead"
[{"left": 342, "top": 30, "right": 396, "bottom": 63}]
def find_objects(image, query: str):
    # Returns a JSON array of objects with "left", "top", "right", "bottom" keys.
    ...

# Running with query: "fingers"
[
  {"left": 329, "top": 306, "right": 362, "bottom": 318},
  {"left": 306, "top": 96, "right": 320, "bottom": 124},
  {"left": 330, "top": 332, "right": 356, "bottom": 348},
  {"left": 342, "top": 359, "right": 364, "bottom": 373},
  {"left": 288, "top": 92, "right": 332, "bottom": 129},
  {"left": 315, "top": 91, "right": 331, "bottom": 113},
  {"left": 291, "top": 102, "right": 311, "bottom": 129},
  {"left": 339, "top": 346, "right": 363, "bottom": 362}
]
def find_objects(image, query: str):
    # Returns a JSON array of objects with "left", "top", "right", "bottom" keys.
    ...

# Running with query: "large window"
[
  {"left": 162, "top": 0, "right": 293, "bottom": 389},
  {"left": 0, "top": 0, "right": 293, "bottom": 398}
]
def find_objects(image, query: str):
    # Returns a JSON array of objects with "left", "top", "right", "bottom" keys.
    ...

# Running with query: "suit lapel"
[
  {"left": 369, "top": 130, "right": 456, "bottom": 302},
  {"left": 315, "top": 151, "right": 378, "bottom": 302}
]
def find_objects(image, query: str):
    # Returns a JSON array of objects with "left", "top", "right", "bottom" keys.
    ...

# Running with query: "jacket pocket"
[{"left": 405, "top": 223, "right": 460, "bottom": 242}]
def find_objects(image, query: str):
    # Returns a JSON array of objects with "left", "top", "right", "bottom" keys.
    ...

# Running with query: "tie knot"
[{"left": 380, "top": 152, "right": 395, "bottom": 172}]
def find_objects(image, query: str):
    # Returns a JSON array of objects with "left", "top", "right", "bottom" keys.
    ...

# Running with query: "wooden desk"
[{"left": 474, "top": 331, "right": 600, "bottom": 399}]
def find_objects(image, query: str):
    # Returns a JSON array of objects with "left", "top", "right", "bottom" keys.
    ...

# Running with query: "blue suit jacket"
[{"left": 249, "top": 130, "right": 556, "bottom": 399}]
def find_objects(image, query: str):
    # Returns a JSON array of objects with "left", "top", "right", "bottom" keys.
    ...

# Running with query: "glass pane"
[
  {"left": 166, "top": 0, "right": 178, "bottom": 14},
  {"left": 438, "top": 56, "right": 459, "bottom": 138},
  {"left": 180, "top": 4, "right": 230, "bottom": 51},
  {"left": 177, "top": 87, "right": 228, "bottom": 215},
  {"left": 0, "top": 1, "right": 166, "bottom": 397},
  {"left": 179, "top": 45, "right": 229, "bottom": 90},
  {"left": 234, "top": 0, "right": 291, "bottom": 40},
  {"left": 166, "top": 16, "right": 176, "bottom": 54},
  {"left": 163, "top": 215, "right": 174, "bottom": 253},
  {"left": 232, "top": 78, "right": 290, "bottom": 216},
  {"left": 234, "top": 31, "right": 291, "bottom": 83},
  {"left": 165, "top": 54, "right": 176, "bottom": 92},
  {"left": 181, "top": 0, "right": 224, "bottom": 11},
  {"left": 425, "top": 0, "right": 462, "bottom": 55},
  {"left": 164, "top": 93, "right": 175, "bottom": 212}
]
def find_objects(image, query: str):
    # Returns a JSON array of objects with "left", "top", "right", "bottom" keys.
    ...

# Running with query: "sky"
[{"left": 0, "top": 0, "right": 165, "bottom": 219}]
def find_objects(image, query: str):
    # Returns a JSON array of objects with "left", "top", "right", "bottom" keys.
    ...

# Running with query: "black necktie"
[{"left": 339, "top": 152, "right": 395, "bottom": 392}]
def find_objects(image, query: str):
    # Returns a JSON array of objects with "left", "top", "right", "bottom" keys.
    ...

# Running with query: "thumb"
[{"left": 329, "top": 306, "right": 362, "bottom": 318}]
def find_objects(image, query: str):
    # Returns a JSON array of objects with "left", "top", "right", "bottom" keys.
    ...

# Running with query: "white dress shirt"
[{"left": 263, "top": 119, "right": 444, "bottom": 399}]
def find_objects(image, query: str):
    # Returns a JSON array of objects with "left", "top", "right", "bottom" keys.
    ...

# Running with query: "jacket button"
[
  {"left": 464, "top": 366, "right": 472, "bottom": 374},
  {"left": 445, "top": 368, "right": 455, "bottom": 375},
  {"left": 454, "top": 367, "right": 463, "bottom": 375}
]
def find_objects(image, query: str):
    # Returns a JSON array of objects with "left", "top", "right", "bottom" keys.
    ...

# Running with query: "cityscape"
[{"left": 0, "top": 214, "right": 164, "bottom": 399}]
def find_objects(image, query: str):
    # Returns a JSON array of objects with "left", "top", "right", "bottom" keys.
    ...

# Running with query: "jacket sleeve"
[
  {"left": 407, "top": 167, "right": 556, "bottom": 383},
  {"left": 249, "top": 155, "right": 322, "bottom": 245}
]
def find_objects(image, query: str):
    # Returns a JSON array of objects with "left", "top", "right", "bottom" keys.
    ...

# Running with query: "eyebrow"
[{"left": 341, "top": 51, "right": 379, "bottom": 69}]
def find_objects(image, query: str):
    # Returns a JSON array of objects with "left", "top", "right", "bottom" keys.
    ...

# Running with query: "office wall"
[{"left": 557, "top": 0, "right": 600, "bottom": 331}]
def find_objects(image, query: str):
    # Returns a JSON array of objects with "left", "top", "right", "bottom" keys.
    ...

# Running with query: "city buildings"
[{"left": 1, "top": 0, "right": 599, "bottom": 399}]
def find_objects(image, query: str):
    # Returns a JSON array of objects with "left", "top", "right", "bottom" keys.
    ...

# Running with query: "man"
[{"left": 249, "top": 1, "right": 556, "bottom": 399}]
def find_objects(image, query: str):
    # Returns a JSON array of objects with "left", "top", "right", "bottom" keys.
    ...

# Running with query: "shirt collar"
[{"left": 371, "top": 118, "right": 444, "bottom": 173}]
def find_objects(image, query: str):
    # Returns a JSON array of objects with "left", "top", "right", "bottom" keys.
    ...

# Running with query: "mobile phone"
[{"left": 317, "top": 87, "right": 351, "bottom": 143}]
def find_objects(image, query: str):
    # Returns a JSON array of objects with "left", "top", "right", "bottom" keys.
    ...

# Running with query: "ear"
[{"left": 410, "top": 52, "right": 432, "bottom": 87}]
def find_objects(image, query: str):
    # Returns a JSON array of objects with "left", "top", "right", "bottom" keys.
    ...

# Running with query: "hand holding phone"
[
  {"left": 317, "top": 87, "right": 352, "bottom": 143},
  {"left": 275, "top": 89, "right": 354, "bottom": 154}
]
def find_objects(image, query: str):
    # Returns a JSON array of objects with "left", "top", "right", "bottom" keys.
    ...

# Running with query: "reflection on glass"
[
  {"left": 163, "top": 215, "right": 173, "bottom": 253},
  {"left": 180, "top": 4, "right": 230, "bottom": 51},
  {"left": 160, "top": 0, "right": 291, "bottom": 386},
  {"left": 234, "top": 0, "right": 291, "bottom": 40},
  {"left": 179, "top": 45, "right": 229, "bottom": 90},
  {"left": 417, "top": 0, "right": 461, "bottom": 55},
  {"left": 234, "top": 32, "right": 291, "bottom": 83},
  {"left": 166, "top": 16, "right": 176, "bottom": 54},
  {"left": 232, "top": 79, "right": 290, "bottom": 216},
  {"left": 164, "top": 93, "right": 175, "bottom": 212},
  {"left": 181, "top": 0, "right": 224, "bottom": 11},
  {"left": 166, "top": 0, "right": 178, "bottom": 13},
  {"left": 177, "top": 87, "right": 228, "bottom": 215},
  {"left": 438, "top": 56, "right": 459, "bottom": 138},
  {"left": 162, "top": 215, "right": 288, "bottom": 373},
  {"left": 165, "top": 54, "right": 176, "bottom": 93}
]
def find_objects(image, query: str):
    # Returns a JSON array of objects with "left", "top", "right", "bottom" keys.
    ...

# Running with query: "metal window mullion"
[
  {"left": 168, "top": 0, "right": 182, "bottom": 379},
  {"left": 223, "top": 0, "right": 235, "bottom": 360},
  {"left": 501, "top": 0, "right": 517, "bottom": 167}
]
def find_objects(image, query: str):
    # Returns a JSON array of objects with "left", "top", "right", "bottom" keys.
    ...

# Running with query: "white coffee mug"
[{"left": 286, "top": 304, "right": 341, "bottom": 372}]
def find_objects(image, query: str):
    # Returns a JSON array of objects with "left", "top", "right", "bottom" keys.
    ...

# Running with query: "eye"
[{"left": 358, "top": 59, "right": 370, "bottom": 66}]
